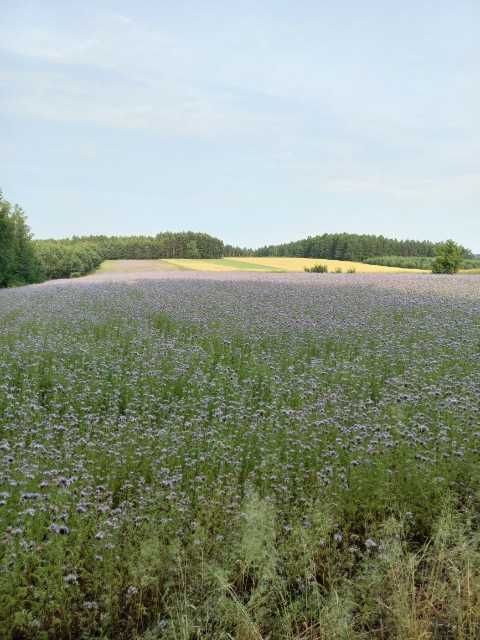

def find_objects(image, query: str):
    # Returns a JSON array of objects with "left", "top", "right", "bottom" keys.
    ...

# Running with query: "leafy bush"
[
  {"left": 347, "top": 267, "right": 356, "bottom": 273},
  {"left": 431, "top": 240, "right": 464, "bottom": 274},
  {"left": 363, "top": 256, "right": 435, "bottom": 269},
  {"left": 364, "top": 255, "right": 480, "bottom": 271},
  {"left": 304, "top": 263, "right": 328, "bottom": 273},
  {"left": 34, "top": 241, "right": 103, "bottom": 280}
]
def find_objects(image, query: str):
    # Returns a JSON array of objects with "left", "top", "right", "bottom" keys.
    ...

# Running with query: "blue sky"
[{"left": 1, "top": 1, "right": 479, "bottom": 251}]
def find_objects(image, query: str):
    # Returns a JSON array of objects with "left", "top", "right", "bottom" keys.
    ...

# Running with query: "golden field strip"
[
  {"left": 97, "top": 257, "right": 428, "bottom": 273},
  {"left": 228, "top": 257, "right": 426, "bottom": 273}
]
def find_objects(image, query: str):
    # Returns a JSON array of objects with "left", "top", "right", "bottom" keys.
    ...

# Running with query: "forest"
[{"left": 252, "top": 232, "right": 473, "bottom": 261}]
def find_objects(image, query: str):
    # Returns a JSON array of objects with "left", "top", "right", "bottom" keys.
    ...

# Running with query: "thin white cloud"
[
  {"left": 1, "top": 3, "right": 479, "bottom": 219},
  {"left": 1, "top": 64, "right": 294, "bottom": 139},
  {"left": 320, "top": 174, "right": 480, "bottom": 202}
]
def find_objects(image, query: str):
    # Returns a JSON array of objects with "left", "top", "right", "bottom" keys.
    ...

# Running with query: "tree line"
[
  {"left": 0, "top": 191, "right": 225, "bottom": 286},
  {"left": 252, "top": 233, "right": 473, "bottom": 261},
  {"left": 34, "top": 232, "right": 224, "bottom": 279},
  {"left": 70, "top": 232, "right": 224, "bottom": 260},
  {"left": 0, "top": 190, "right": 475, "bottom": 287}
]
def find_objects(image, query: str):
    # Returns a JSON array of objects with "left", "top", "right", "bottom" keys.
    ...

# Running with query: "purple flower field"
[{"left": 1, "top": 272, "right": 480, "bottom": 639}]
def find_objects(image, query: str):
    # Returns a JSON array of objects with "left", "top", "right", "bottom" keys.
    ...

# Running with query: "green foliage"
[
  {"left": 365, "top": 254, "right": 480, "bottom": 270},
  {"left": 255, "top": 232, "right": 473, "bottom": 262},
  {"left": 463, "top": 259, "right": 480, "bottom": 269},
  {"left": 431, "top": 239, "right": 465, "bottom": 274},
  {"left": 57, "top": 232, "right": 225, "bottom": 260},
  {"left": 33, "top": 241, "right": 103, "bottom": 280},
  {"left": 223, "top": 243, "right": 253, "bottom": 257},
  {"left": 0, "top": 192, "right": 225, "bottom": 283},
  {"left": 304, "top": 263, "right": 329, "bottom": 273},
  {"left": 0, "top": 191, "right": 43, "bottom": 287},
  {"left": 34, "top": 232, "right": 225, "bottom": 280},
  {"left": 364, "top": 255, "right": 435, "bottom": 269}
]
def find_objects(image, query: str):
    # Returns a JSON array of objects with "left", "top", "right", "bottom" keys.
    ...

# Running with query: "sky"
[{"left": 1, "top": 1, "right": 479, "bottom": 251}]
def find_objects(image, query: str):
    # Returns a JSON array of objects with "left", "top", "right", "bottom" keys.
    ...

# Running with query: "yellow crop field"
[
  {"left": 164, "top": 259, "right": 242, "bottom": 271},
  {"left": 164, "top": 257, "right": 426, "bottom": 273},
  {"left": 96, "top": 257, "right": 428, "bottom": 274},
  {"left": 232, "top": 257, "right": 426, "bottom": 273},
  {"left": 164, "top": 258, "right": 285, "bottom": 271}
]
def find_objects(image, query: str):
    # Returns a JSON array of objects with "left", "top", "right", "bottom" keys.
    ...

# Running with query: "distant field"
[
  {"left": 98, "top": 259, "right": 181, "bottom": 272},
  {"left": 163, "top": 258, "right": 281, "bottom": 272},
  {"left": 160, "top": 257, "right": 427, "bottom": 273},
  {"left": 230, "top": 257, "right": 426, "bottom": 273}
]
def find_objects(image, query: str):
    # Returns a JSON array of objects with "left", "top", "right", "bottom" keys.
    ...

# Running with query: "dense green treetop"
[
  {"left": 431, "top": 240, "right": 465, "bottom": 274},
  {"left": 251, "top": 233, "right": 472, "bottom": 261},
  {"left": 0, "top": 192, "right": 42, "bottom": 287}
]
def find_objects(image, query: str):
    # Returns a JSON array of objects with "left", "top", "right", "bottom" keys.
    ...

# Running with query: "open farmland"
[
  {"left": 229, "top": 257, "right": 427, "bottom": 273},
  {"left": 1, "top": 272, "right": 480, "bottom": 639},
  {"left": 96, "top": 258, "right": 429, "bottom": 274},
  {"left": 97, "top": 260, "right": 182, "bottom": 273}
]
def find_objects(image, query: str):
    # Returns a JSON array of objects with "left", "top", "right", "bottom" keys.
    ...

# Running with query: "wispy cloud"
[
  {"left": 318, "top": 173, "right": 480, "bottom": 201},
  {"left": 1, "top": 13, "right": 298, "bottom": 138}
]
